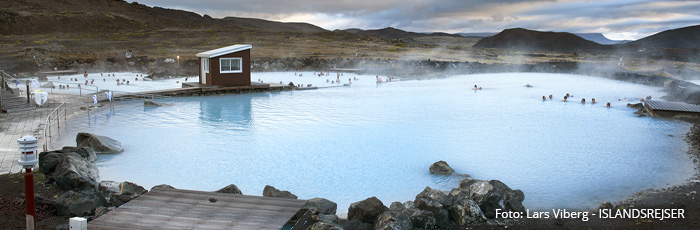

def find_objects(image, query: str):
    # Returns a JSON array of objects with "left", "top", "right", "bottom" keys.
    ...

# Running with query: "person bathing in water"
[
  {"left": 472, "top": 84, "right": 478, "bottom": 90},
  {"left": 562, "top": 95, "right": 568, "bottom": 102}
]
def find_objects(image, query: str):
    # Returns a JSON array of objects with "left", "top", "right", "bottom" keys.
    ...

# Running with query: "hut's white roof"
[{"left": 196, "top": 44, "right": 252, "bottom": 58}]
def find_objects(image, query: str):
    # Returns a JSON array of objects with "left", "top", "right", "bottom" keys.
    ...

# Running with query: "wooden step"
[{"left": 2, "top": 104, "right": 35, "bottom": 113}]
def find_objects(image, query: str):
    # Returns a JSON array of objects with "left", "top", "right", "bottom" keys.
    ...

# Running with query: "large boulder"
[
  {"left": 414, "top": 187, "right": 451, "bottom": 226},
  {"left": 76, "top": 132, "right": 124, "bottom": 154},
  {"left": 98, "top": 180, "right": 122, "bottom": 206},
  {"left": 120, "top": 181, "right": 147, "bottom": 196},
  {"left": 348, "top": 196, "right": 388, "bottom": 224},
  {"left": 374, "top": 210, "right": 412, "bottom": 230},
  {"left": 99, "top": 181, "right": 147, "bottom": 207},
  {"left": 389, "top": 201, "right": 435, "bottom": 229},
  {"left": 39, "top": 147, "right": 100, "bottom": 191},
  {"left": 337, "top": 219, "right": 373, "bottom": 230},
  {"left": 299, "top": 214, "right": 342, "bottom": 230},
  {"left": 308, "top": 221, "right": 343, "bottom": 230},
  {"left": 98, "top": 181, "right": 121, "bottom": 196},
  {"left": 449, "top": 198, "right": 485, "bottom": 226},
  {"left": 263, "top": 185, "right": 298, "bottom": 199},
  {"left": 429, "top": 161, "right": 454, "bottom": 174},
  {"left": 55, "top": 189, "right": 108, "bottom": 216},
  {"left": 457, "top": 179, "right": 525, "bottom": 219},
  {"left": 151, "top": 184, "right": 176, "bottom": 190},
  {"left": 304, "top": 198, "right": 338, "bottom": 215},
  {"left": 216, "top": 184, "right": 242, "bottom": 195}
]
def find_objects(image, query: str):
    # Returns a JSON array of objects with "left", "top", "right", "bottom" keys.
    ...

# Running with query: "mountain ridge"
[{"left": 472, "top": 28, "right": 609, "bottom": 52}]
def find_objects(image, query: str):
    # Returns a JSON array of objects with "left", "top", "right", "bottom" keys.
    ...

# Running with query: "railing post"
[
  {"left": 1, "top": 70, "right": 4, "bottom": 110},
  {"left": 26, "top": 82, "right": 30, "bottom": 104}
]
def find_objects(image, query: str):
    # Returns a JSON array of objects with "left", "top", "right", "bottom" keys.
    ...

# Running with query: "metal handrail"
[
  {"left": 1, "top": 70, "right": 25, "bottom": 108},
  {"left": 48, "top": 81, "right": 99, "bottom": 95},
  {"left": 41, "top": 90, "right": 170, "bottom": 151},
  {"left": 42, "top": 98, "right": 86, "bottom": 152}
]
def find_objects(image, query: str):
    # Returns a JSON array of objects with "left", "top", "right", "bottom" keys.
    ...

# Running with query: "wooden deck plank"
[
  {"left": 130, "top": 190, "right": 306, "bottom": 210},
  {"left": 109, "top": 202, "right": 301, "bottom": 220},
  {"left": 645, "top": 100, "right": 700, "bottom": 113},
  {"left": 148, "top": 187, "right": 307, "bottom": 205},
  {"left": 89, "top": 188, "right": 307, "bottom": 230},
  {"left": 91, "top": 214, "right": 276, "bottom": 230},
  {"left": 90, "top": 212, "right": 275, "bottom": 230}
]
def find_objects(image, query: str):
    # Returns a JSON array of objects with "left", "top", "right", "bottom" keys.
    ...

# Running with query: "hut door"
[{"left": 201, "top": 58, "right": 209, "bottom": 84}]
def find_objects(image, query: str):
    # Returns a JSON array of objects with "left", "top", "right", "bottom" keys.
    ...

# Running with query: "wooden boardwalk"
[
  {"left": 644, "top": 100, "right": 700, "bottom": 117},
  {"left": 89, "top": 188, "right": 308, "bottom": 230}
]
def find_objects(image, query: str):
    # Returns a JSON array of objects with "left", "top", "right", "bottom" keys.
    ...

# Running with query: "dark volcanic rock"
[
  {"left": 304, "top": 198, "right": 338, "bottom": 215},
  {"left": 337, "top": 219, "right": 373, "bottom": 230},
  {"left": 216, "top": 184, "right": 243, "bottom": 195},
  {"left": 449, "top": 198, "right": 485, "bottom": 226},
  {"left": 457, "top": 179, "right": 525, "bottom": 219},
  {"left": 39, "top": 147, "right": 100, "bottom": 191},
  {"left": 627, "top": 103, "right": 644, "bottom": 109},
  {"left": 414, "top": 187, "right": 451, "bottom": 226},
  {"left": 98, "top": 180, "right": 121, "bottom": 196},
  {"left": 120, "top": 181, "right": 147, "bottom": 196},
  {"left": 143, "top": 99, "right": 169, "bottom": 106},
  {"left": 55, "top": 189, "right": 108, "bottom": 216},
  {"left": 76, "top": 132, "right": 124, "bottom": 154},
  {"left": 348, "top": 196, "right": 389, "bottom": 223},
  {"left": 263, "top": 185, "right": 298, "bottom": 199},
  {"left": 429, "top": 160, "right": 454, "bottom": 174},
  {"left": 308, "top": 221, "right": 343, "bottom": 230},
  {"left": 151, "top": 184, "right": 175, "bottom": 190},
  {"left": 99, "top": 180, "right": 146, "bottom": 207},
  {"left": 374, "top": 210, "right": 412, "bottom": 230}
]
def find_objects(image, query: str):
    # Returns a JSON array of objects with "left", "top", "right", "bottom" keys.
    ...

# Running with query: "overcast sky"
[{"left": 130, "top": 0, "right": 700, "bottom": 40}]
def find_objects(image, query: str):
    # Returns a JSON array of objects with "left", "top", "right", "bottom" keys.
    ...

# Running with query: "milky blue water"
[{"left": 52, "top": 72, "right": 697, "bottom": 214}]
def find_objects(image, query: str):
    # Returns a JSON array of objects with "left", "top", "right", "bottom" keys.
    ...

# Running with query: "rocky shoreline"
[
  {"left": 1, "top": 115, "right": 699, "bottom": 229},
  {"left": 31, "top": 133, "right": 528, "bottom": 229},
  {"left": 10, "top": 124, "right": 699, "bottom": 229}
]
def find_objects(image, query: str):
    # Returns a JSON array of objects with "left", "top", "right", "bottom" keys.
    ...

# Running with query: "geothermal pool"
[
  {"left": 40, "top": 72, "right": 199, "bottom": 94},
  {"left": 52, "top": 72, "right": 697, "bottom": 214}
]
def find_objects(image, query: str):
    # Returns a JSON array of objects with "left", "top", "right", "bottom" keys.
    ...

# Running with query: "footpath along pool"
[{"left": 51, "top": 72, "right": 697, "bottom": 214}]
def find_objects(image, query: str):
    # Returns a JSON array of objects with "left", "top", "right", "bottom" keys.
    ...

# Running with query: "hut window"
[{"left": 220, "top": 58, "right": 242, "bottom": 73}]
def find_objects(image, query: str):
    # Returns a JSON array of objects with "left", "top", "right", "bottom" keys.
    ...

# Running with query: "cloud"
[{"left": 130, "top": 0, "right": 700, "bottom": 39}]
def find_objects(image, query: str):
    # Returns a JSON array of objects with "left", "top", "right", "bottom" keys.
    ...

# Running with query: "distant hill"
[
  {"left": 473, "top": 28, "right": 608, "bottom": 52},
  {"left": 625, "top": 24, "right": 700, "bottom": 49},
  {"left": 342, "top": 27, "right": 462, "bottom": 40},
  {"left": 460, "top": 32, "right": 623, "bottom": 45},
  {"left": 573, "top": 33, "right": 622, "bottom": 45},
  {"left": 0, "top": 0, "right": 325, "bottom": 35},
  {"left": 220, "top": 17, "right": 325, "bottom": 32}
]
